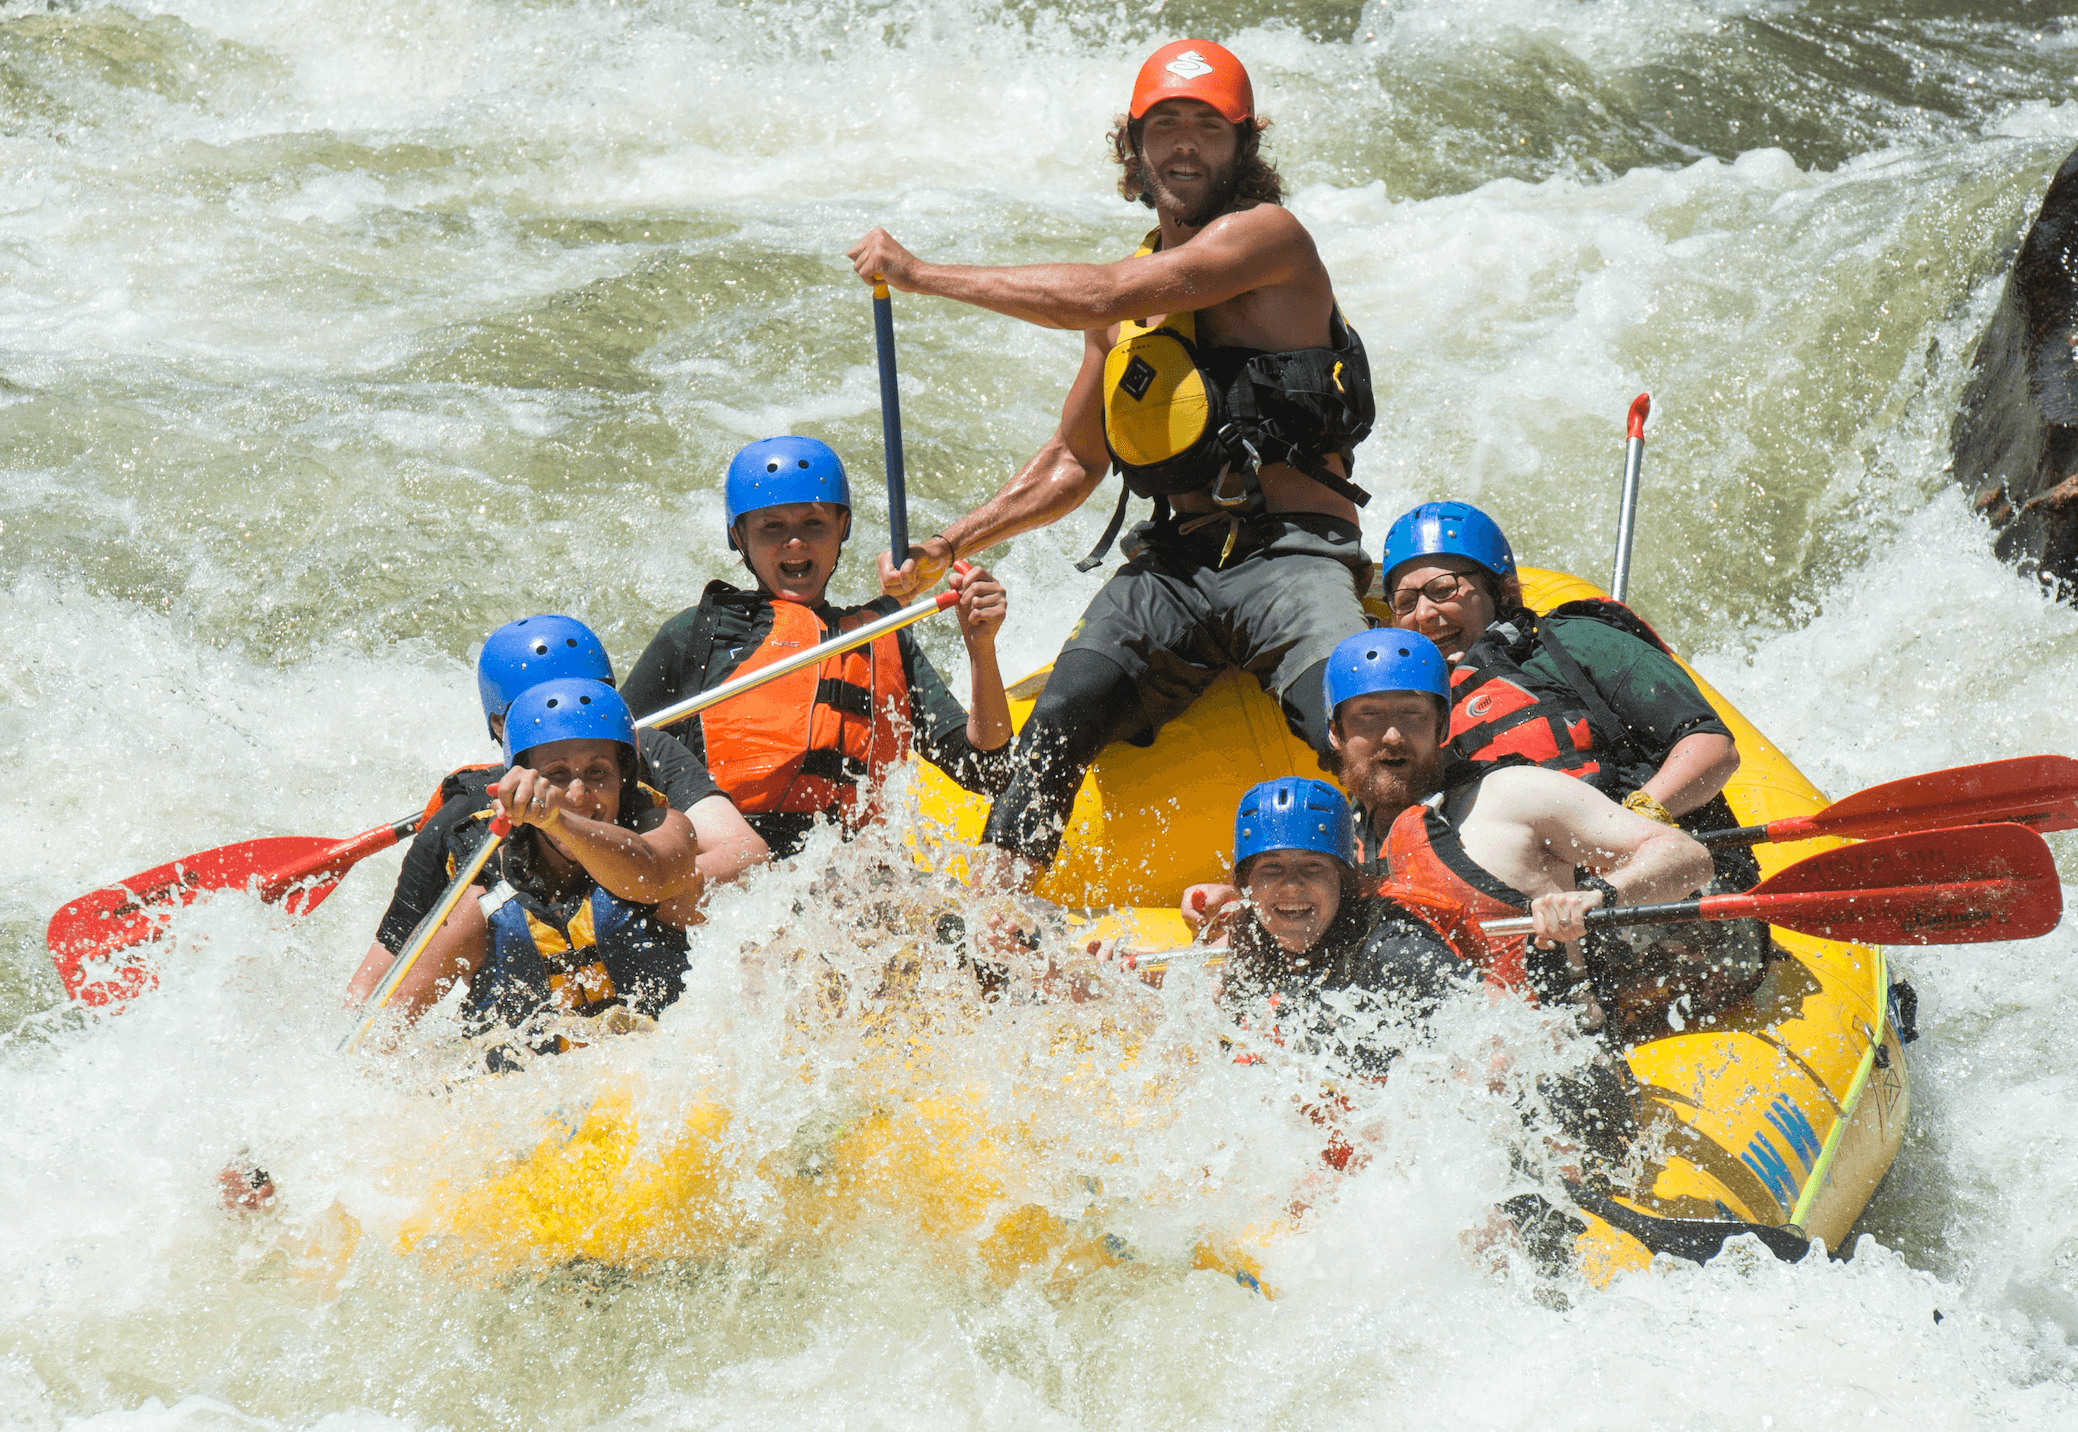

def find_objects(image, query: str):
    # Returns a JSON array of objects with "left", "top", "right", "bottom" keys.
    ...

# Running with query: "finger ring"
[{"left": 531, "top": 795, "right": 544, "bottom": 809}]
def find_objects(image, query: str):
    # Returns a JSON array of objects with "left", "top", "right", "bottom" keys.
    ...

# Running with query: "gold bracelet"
[{"left": 1623, "top": 789, "right": 1678, "bottom": 826}]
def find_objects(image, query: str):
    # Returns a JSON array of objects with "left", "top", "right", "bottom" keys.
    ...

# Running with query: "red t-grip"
[
  {"left": 1627, "top": 392, "right": 1651, "bottom": 441},
  {"left": 935, "top": 560, "right": 976, "bottom": 608}
]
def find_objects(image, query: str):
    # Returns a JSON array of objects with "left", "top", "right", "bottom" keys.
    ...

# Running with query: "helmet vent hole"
[
  {"left": 765, "top": 460, "right": 781, "bottom": 473},
  {"left": 545, "top": 698, "right": 560, "bottom": 709},
  {"left": 564, "top": 638, "right": 577, "bottom": 648},
  {"left": 531, "top": 641, "right": 548, "bottom": 655},
  {"left": 578, "top": 694, "right": 592, "bottom": 705},
  {"left": 798, "top": 459, "right": 810, "bottom": 469}
]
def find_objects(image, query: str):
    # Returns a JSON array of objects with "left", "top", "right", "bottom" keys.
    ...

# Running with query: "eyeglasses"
[{"left": 1387, "top": 573, "right": 1477, "bottom": 615}]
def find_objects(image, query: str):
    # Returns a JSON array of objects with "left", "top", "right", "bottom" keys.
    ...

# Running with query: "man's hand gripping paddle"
[
  {"left": 1479, "top": 823, "right": 2064, "bottom": 947},
  {"left": 51, "top": 564, "right": 972, "bottom": 1009},
  {"left": 48, "top": 812, "right": 423, "bottom": 1006},
  {"left": 1694, "top": 754, "right": 2078, "bottom": 849}
]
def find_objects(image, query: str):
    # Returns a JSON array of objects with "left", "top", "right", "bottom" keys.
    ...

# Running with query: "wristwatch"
[{"left": 1578, "top": 873, "right": 1621, "bottom": 909}]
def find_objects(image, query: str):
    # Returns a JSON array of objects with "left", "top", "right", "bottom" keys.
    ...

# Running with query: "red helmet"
[{"left": 1129, "top": 39, "right": 1253, "bottom": 125}]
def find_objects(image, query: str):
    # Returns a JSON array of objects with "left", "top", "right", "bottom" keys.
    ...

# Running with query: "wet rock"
[{"left": 1951, "top": 143, "right": 2078, "bottom": 599}]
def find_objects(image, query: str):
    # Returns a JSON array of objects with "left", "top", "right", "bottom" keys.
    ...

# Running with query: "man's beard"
[
  {"left": 1141, "top": 152, "right": 1244, "bottom": 229},
  {"left": 1344, "top": 744, "right": 1447, "bottom": 830}
]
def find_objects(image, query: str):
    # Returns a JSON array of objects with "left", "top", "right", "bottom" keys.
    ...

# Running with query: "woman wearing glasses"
[
  {"left": 1375, "top": 501, "right": 1742, "bottom": 853},
  {"left": 1373, "top": 501, "right": 1764, "bottom": 1043}
]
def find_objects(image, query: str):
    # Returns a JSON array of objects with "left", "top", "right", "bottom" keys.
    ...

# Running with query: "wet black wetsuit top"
[
  {"left": 622, "top": 581, "right": 1013, "bottom": 856},
  {"left": 372, "top": 727, "right": 720, "bottom": 955},
  {"left": 1222, "top": 894, "right": 1471, "bottom": 1076}
]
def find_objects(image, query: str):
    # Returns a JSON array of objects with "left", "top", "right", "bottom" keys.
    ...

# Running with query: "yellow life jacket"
[{"left": 1084, "top": 229, "right": 1375, "bottom": 570}]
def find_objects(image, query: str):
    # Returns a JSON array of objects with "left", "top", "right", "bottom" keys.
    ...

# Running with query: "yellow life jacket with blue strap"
[{"left": 446, "top": 790, "right": 688, "bottom": 1056}]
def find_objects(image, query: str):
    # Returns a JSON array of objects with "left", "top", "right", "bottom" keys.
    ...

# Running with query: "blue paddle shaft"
[{"left": 873, "top": 290, "right": 909, "bottom": 564}]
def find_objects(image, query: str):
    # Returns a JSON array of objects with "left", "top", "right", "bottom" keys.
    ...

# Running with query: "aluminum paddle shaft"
[
  {"left": 1610, "top": 392, "right": 1650, "bottom": 602},
  {"left": 634, "top": 578, "right": 963, "bottom": 733},
  {"left": 340, "top": 813, "right": 511, "bottom": 1052}
]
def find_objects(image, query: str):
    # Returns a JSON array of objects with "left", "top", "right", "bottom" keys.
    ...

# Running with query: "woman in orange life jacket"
[
  {"left": 621, "top": 436, "right": 1014, "bottom": 860},
  {"left": 1377, "top": 502, "right": 1770, "bottom": 1033},
  {"left": 344, "top": 615, "right": 763, "bottom": 1006},
  {"left": 350, "top": 679, "right": 709, "bottom": 1054}
]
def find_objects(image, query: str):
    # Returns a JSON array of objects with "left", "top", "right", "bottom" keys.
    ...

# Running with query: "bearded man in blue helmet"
[{"left": 1320, "top": 628, "right": 1715, "bottom": 1042}]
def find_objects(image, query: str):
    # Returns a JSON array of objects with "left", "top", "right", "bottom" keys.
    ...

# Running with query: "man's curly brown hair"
[{"left": 1109, "top": 113, "right": 1283, "bottom": 212}]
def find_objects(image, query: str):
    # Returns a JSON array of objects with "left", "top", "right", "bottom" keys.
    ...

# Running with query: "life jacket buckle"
[{"left": 478, "top": 880, "right": 519, "bottom": 919}]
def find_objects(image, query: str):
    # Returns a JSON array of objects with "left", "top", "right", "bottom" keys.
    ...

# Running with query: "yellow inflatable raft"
[
  {"left": 908, "top": 567, "right": 1911, "bottom": 1277},
  {"left": 395, "top": 570, "right": 1905, "bottom": 1287}
]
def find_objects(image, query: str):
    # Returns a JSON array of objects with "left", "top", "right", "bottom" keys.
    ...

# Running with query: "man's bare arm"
[
  {"left": 880, "top": 330, "right": 1113, "bottom": 599},
  {"left": 848, "top": 209, "right": 1313, "bottom": 332},
  {"left": 1524, "top": 770, "right": 1714, "bottom": 906}
]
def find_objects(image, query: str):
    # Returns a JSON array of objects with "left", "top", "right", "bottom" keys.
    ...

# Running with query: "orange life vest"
[
  {"left": 1377, "top": 798, "right": 1535, "bottom": 992},
  {"left": 421, "top": 763, "right": 501, "bottom": 827},
  {"left": 698, "top": 599, "right": 910, "bottom": 824}
]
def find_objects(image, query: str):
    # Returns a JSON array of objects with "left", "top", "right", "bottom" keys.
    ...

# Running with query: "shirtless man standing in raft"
[{"left": 848, "top": 39, "right": 1376, "bottom": 888}]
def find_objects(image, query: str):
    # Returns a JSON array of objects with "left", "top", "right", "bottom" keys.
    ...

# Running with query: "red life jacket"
[
  {"left": 699, "top": 599, "right": 910, "bottom": 825},
  {"left": 1447, "top": 600, "right": 1678, "bottom": 787},
  {"left": 1377, "top": 798, "right": 1536, "bottom": 992}
]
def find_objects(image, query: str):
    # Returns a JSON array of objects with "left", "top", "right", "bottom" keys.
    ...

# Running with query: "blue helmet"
[
  {"left": 1234, "top": 778, "right": 1353, "bottom": 871},
  {"left": 1379, "top": 501, "right": 1516, "bottom": 587},
  {"left": 477, "top": 615, "right": 615, "bottom": 740},
  {"left": 501, "top": 678, "right": 638, "bottom": 770},
  {"left": 1323, "top": 629, "right": 1450, "bottom": 715},
  {"left": 724, "top": 436, "right": 851, "bottom": 551}
]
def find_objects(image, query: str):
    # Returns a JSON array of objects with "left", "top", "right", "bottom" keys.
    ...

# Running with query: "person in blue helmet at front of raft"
[
  {"left": 621, "top": 435, "right": 1014, "bottom": 860},
  {"left": 359, "top": 679, "right": 708, "bottom": 1059},
  {"left": 1174, "top": 778, "right": 1460, "bottom": 1029},
  {"left": 344, "top": 614, "right": 764, "bottom": 1007}
]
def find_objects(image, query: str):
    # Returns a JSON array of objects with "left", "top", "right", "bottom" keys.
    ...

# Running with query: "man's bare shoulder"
[
  {"left": 1196, "top": 201, "right": 1312, "bottom": 251},
  {"left": 1474, "top": 764, "right": 1590, "bottom": 805}
]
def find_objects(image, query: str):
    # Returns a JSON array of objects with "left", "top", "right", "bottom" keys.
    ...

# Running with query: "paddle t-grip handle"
[{"left": 1611, "top": 391, "right": 1649, "bottom": 603}]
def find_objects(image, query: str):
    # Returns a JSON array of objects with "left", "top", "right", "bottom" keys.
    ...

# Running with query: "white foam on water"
[{"left": 8, "top": 0, "right": 2078, "bottom": 1426}]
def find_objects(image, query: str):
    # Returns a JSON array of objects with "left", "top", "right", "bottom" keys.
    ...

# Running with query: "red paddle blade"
[
  {"left": 1775, "top": 755, "right": 2078, "bottom": 843},
  {"left": 1705, "top": 824, "right": 2064, "bottom": 945},
  {"left": 48, "top": 836, "right": 339, "bottom": 1006}
]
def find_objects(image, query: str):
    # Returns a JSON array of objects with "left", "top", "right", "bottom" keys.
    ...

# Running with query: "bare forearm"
[
  {"left": 543, "top": 813, "right": 698, "bottom": 902},
  {"left": 912, "top": 259, "right": 1136, "bottom": 331},
  {"left": 1606, "top": 830, "right": 1714, "bottom": 906},
  {"left": 937, "top": 440, "right": 1105, "bottom": 558},
  {"left": 689, "top": 795, "right": 768, "bottom": 885},
  {"left": 964, "top": 637, "right": 1011, "bottom": 751},
  {"left": 1641, "top": 733, "right": 1741, "bottom": 816},
  {"left": 345, "top": 942, "right": 393, "bottom": 1006}
]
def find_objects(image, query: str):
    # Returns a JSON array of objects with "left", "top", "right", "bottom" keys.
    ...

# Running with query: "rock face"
[{"left": 1952, "top": 143, "right": 2078, "bottom": 599}]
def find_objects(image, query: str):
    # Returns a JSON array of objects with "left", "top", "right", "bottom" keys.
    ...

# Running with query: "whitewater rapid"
[{"left": 5, "top": 1, "right": 2078, "bottom": 1427}]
